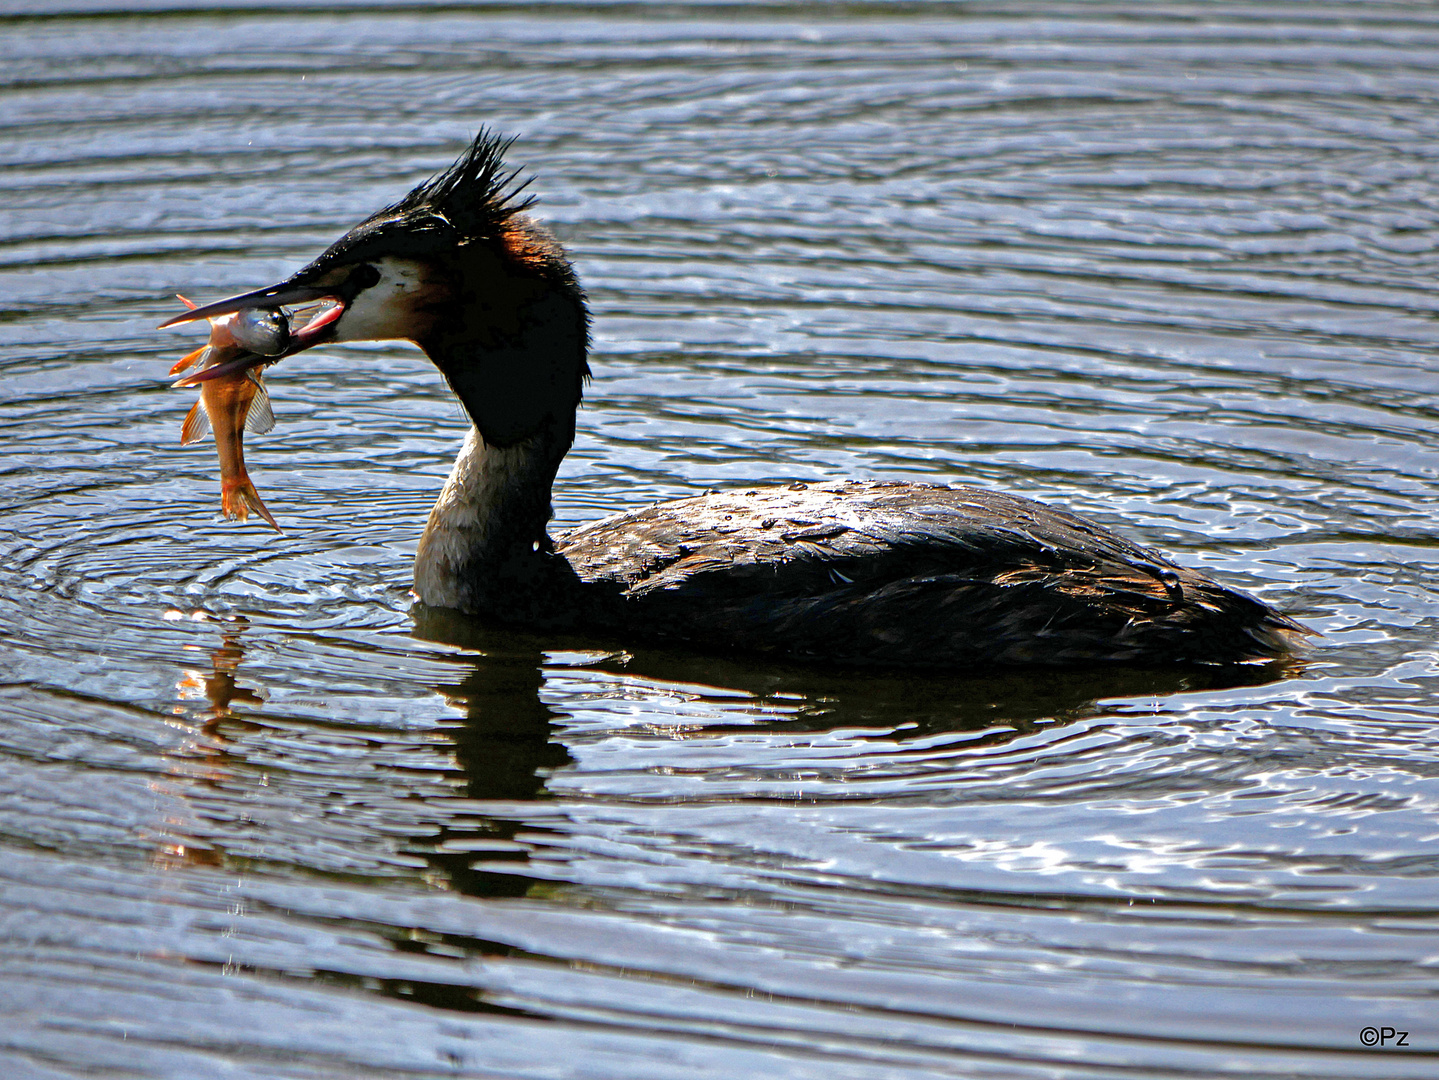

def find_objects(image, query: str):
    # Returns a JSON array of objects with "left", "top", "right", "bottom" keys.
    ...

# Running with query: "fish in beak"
[
  {"left": 160, "top": 275, "right": 351, "bottom": 384},
  {"left": 160, "top": 200, "right": 465, "bottom": 528},
  {"left": 159, "top": 256, "right": 386, "bottom": 530},
  {"left": 166, "top": 297, "right": 291, "bottom": 530}
]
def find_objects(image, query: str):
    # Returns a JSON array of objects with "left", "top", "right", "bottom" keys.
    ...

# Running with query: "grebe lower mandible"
[{"left": 162, "top": 131, "right": 1308, "bottom": 668}]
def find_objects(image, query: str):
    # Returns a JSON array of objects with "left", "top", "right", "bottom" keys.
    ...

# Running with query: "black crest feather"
[{"left": 388, "top": 129, "right": 536, "bottom": 238}]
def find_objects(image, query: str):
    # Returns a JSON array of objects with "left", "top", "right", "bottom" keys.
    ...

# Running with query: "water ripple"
[{"left": 4, "top": 3, "right": 1439, "bottom": 1077}]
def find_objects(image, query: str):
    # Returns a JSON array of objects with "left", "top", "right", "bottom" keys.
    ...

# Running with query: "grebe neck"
[
  {"left": 413, "top": 417, "right": 572, "bottom": 612},
  {"left": 409, "top": 252, "right": 589, "bottom": 613}
]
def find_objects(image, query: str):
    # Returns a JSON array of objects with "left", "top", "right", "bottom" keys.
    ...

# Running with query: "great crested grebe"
[{"left": 162, "top": 131, "right": 1307, "bottom": 668}]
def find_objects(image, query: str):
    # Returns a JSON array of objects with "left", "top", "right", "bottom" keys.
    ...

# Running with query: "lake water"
[{"left": 3, "top": 2, "right": 1438, "bottom": 1077}]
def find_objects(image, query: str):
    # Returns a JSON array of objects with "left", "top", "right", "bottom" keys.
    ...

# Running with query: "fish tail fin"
[{"left": 221, "top": 475, "right": 282, "bottom": 532}]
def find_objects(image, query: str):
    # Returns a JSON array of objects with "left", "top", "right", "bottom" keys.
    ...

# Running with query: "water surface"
[{"left": 3, "top": 3, "right": 1439, "bottom": 1077}]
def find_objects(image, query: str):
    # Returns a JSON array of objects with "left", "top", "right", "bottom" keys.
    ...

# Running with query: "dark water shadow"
[
  {"left": 411, "top": 604, "right": 1304, "bottom": 739},
  {"left": 414, "top": 635, "right": 572, "bottom": 900}
]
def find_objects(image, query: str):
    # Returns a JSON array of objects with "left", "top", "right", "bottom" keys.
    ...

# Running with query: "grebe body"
[{"left": 162, "top": 132, "right": 1306, "bottom": 669}]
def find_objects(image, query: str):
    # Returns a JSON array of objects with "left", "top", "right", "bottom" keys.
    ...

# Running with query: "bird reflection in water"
[
  {"left": 155, "top": 610, "right": 571, "bottom": 898},
  {"left": 410, "top": 623, "right": 572, "bottom": 900},
  {"left": 150, "top": 601, "right": 1302, "bottom": 891}
]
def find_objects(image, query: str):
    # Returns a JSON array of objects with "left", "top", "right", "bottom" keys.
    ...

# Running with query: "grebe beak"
[
  {"left": 159, "top": 278, "right": 349, "bottom": 385},
  {"left": 157, "top": 280, "right": 338, "bottom": 329}
]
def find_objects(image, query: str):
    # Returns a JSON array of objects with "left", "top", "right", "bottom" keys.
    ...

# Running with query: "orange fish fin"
[
  {"left": 221, "top": 476, "right": 281, "bottom": 533},
  {"left": 170, "top": 345, "right": 209, "bottom": 377},
  {"left": 180, "top": 399, "right": 211, "bottom": 445},
  {"left": 243, "top": 375, "right": 275, "bottom": 435},
  {"left": 248, "top": 490, "right": 282, "bottom": 532},
  {"left": 176, "top": 294, "right": 199, "bottom": 310}
]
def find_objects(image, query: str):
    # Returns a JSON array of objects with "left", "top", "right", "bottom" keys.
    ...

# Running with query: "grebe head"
[{"left": 161, "top": 131, "right": 590, "bottom": 448}]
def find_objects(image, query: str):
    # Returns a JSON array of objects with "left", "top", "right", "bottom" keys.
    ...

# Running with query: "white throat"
[{"left": 413, "top": 426, "right": 558, "bottom": 611}]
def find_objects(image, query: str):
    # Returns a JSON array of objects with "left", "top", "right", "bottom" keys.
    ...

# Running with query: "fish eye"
[{"left": 352, "top": 264, "right": 381, "bottom": 290}]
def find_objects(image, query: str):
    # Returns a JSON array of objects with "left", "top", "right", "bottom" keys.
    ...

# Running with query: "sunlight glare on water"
[{"left": 2, "top": 2, "right": 1439, "bottom": 1078}]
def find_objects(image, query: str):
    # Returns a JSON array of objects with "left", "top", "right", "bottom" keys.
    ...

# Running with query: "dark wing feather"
[{"left": 557, "top": 481, "right": 1305, "bottom": 668}]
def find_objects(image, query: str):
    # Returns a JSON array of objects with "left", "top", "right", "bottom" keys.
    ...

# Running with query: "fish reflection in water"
[{"left": 172, "top": 611, "right": 267, "bottom": 720}]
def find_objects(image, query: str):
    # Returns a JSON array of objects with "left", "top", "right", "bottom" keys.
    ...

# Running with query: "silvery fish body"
[{"left": 229, "top": 306, "right": 291, "bottom": 356}]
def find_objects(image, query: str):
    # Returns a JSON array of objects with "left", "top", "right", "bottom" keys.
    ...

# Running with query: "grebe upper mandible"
[{"left": 162, "top": 131, "right": 1307, "bottom": 668}]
